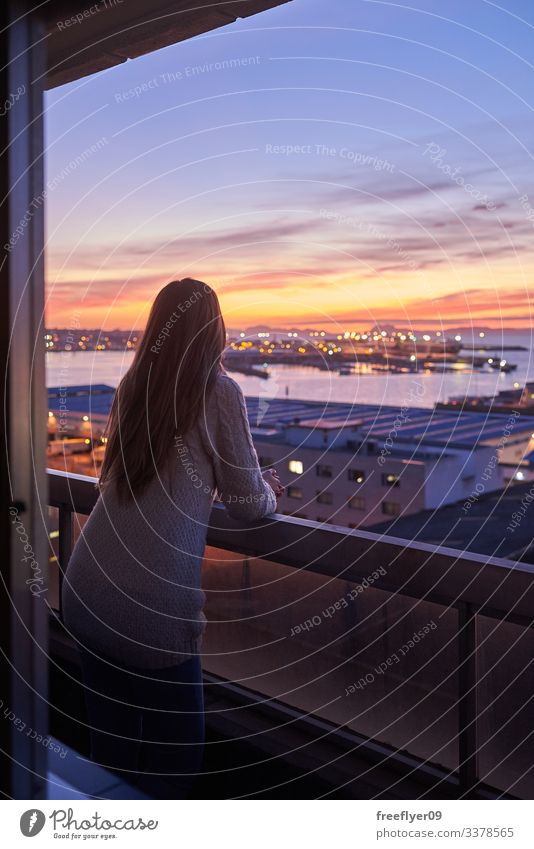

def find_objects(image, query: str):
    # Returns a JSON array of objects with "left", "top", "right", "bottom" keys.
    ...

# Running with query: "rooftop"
[
  {"left": 48, "top": 383, "right": 534, "bottom": 450},
  {"left": 48, "top": 384, "right": 116, "bottom": 416},
  {"left": 368, "top": 479, "right": 534, "bottom": 562}
]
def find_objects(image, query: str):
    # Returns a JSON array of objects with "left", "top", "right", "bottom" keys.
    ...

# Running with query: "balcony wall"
[{"left": 48, "top": 469, "right": 534, "bottom": 798}]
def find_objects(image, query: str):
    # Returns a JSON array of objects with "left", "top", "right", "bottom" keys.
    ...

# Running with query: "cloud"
[
  {"left": 131, "top": 219, "right": 321, "bottom": 255},
  {"left": 473, "top": 202, "right": 507, "bottom": 211}
]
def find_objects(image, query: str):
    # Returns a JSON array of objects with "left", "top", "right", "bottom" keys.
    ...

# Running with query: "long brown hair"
[{"left": 99, "top": 278, "right": 226, "bottom": 498}]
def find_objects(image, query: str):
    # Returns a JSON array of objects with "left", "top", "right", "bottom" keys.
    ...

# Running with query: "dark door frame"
[{"left": 1, "top": 1, "right": 48, "bottom": 800}]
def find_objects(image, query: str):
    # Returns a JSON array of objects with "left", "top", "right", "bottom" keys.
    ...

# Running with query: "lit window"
[
  {"left": 382, "top": 473, "right": 400, "bottom": 487},
  {"left": 287, "top": 485, "right": 303, "bottom": 499},
  {"left": 348, "top": 469, "right": 365, "bottom": 484},
  {"left": 348, "top": 496, "right": 365, "bottom": 510},
  {"left": 382, "top": 501, "right": 401, "bottom": 516},
  {"left": 288, "top": 459, "right": 304, "bottom": 474},
  {"left": 316, "top": 464, "right": 332, "bottom": 478},
  {"left": 316, "top": 491, "right": 333, "bottom": 505}
]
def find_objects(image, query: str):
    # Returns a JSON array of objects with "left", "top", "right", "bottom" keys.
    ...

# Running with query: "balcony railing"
[{"left": 48, "top": 468, "right": 534, "bottom": 799}]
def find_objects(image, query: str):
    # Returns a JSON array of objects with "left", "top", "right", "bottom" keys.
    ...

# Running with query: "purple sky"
[{"left": 44, "top": 0, "right": 534, "bottom": 330}]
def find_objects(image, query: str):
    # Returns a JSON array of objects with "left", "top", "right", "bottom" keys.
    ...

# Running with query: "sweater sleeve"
[{"left": 205, "top": 374, "right": 277, "bottom": 521}]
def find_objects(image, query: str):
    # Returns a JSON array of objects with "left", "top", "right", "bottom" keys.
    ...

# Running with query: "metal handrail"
[{"left": 48, "top": 468, "right": 534, "bottom": 625}]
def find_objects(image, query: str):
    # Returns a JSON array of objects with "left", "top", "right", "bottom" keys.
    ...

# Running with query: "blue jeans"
[{"left": 79, "top": 648, "right": 205, "bottom": 799}]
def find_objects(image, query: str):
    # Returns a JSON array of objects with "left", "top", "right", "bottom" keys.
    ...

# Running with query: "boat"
[{"left": 487, "top": 358, "right": 517, "bottom": 373}]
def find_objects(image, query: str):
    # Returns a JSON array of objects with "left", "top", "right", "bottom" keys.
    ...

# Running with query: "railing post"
[
  {"left": 57, "top": 506, "right": 73, "bottom": 618},
  {"left": 458, "top": 602, "right": 479, "bottom": 796}
]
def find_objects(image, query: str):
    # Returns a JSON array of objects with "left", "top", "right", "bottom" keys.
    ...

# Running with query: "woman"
[{"left": 62, "top": 278, "right": 284, "bottom": 799}]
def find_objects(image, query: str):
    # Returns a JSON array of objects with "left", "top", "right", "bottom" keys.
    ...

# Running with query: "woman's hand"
[{"left": 263, "top": 468, "right": 285, "bottom": 499}]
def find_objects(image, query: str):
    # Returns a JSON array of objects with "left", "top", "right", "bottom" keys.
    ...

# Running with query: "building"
[
  {"left": 47, "top": 384, "right": 534, "bottom": 528},
  {"left": 47, "top": 384, "right": 113, "bottom": 441},
  {"left": 249, "top": 399, "right": 534, "bottom": 525},
  {"left": 367, "top": 478, "right": 534, "bottom": 564}
]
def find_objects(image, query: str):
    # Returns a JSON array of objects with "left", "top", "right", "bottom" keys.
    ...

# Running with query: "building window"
[
  {"left": 381, "top": 473, "right": 400, "bottom": 487},
  {"left": 258, "top": 456, "right": 274, "bottom": 469},
  {"left": 316, "top": 490, "right": 333, "bottom": 505},
  {"left": 348, "top": 496, "right": 365, "bottom": 510},
  {"left": 382, "top": 501, "right": 401, "bottom": 516},
  {"left": 348, "top": 468, "right": 365, "bottom": 484},
  {"left": 316, "top": 464, "right": 332, "bottom": 478},
  {"left": 288, "top": 459, "right": 304, "bottom": 474},
  {"left": 287, "top": 485, "right": 303, "bottom": 499}
]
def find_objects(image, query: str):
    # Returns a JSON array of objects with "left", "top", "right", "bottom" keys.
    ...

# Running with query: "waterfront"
[{"left": 46, "top": 330, "right": 534, "bottom": 409}]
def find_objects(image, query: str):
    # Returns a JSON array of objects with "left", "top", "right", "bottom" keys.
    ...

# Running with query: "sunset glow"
[{"left": 44, "top": 0, "right": 534, "bottom": 330}]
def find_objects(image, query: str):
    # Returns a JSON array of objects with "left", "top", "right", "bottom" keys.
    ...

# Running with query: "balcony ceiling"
[{"left": 45, "top": 0, "right": 291, "bottom": 89}]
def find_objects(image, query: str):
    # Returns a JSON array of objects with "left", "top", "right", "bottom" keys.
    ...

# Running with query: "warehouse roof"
[{"left": 47, "top": 383, "right": 534, "bottom": 449}]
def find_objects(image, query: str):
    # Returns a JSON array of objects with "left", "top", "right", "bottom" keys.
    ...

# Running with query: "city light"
[{"left": 288, "top": 460, "right": 304, "bottom": 474}]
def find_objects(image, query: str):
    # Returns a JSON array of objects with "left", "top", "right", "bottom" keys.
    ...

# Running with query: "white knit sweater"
[{"left": 62, "top": 372, "right": 277, "bottom": 669}]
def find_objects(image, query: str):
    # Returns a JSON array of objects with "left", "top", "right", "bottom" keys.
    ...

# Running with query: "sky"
[{"left": 44, "top": 0, "right": 534, "bottom": 331}]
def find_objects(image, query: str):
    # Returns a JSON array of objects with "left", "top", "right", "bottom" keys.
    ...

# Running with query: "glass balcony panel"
[
  {"left": 202, "top": 546, "right": 459, "bottom": 771},
  {"left": 477, "top": 615, "right": 534, "bottom": 797},
  {"left": 47, "top": 508, "right": 89, "bottom": 612}
]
